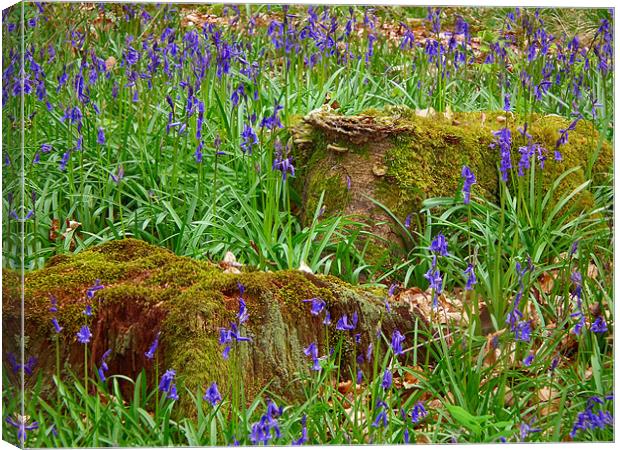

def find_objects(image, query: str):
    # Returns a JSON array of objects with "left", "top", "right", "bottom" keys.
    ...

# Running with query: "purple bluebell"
[
  {"left": 158, "top": 369, "right": 176, "bottom": 393},
  {"left": 424, "top": 267, "right": 443, "bottom": 309},
  {"left": 523, "top": 353, "right": 535, "bottom": 367},
  {"left": 372, "top": 400, "right": 388, "bottom": 428},
  {"left": 111, "top": 166, "right": 124, "bottom": 184},
  {"left": 52, "top": 318, "right": 63, "bottom": 333},
  {"left": 97, "top": 127, "right": 105, "bottom": 145},
  {"left": 429, "top": 232, "right": 449, "bottom": 256},
  {"left": 98, "top": 349, "right": 112, "bottom": 382},
  {"left": 461, "top": 165, "right": 476, "bottom": 204},
  {"left": 41, "top": 143, "right": 52, "bottom": 153},
  {"left": 59, "top": 151, "right": 70, "bottom": 171},
  {"left": 76, "top": 325, "right": 92, "bottom": 344},
  {"left": 303, "top": 342, "right": 321, "bottom": 371},
  {"left": 303, "top": 297, "right": 325, "bottom": 316},
  {"left": 83, "top": 304, "right": 92, "bottom": 316},
  {"left": 145, "top": 332, "right": 160, "bottom": 359},
  {"left": 491, "top": 127, "right": 512, "bottom": 182},
  {"left": 241, "top": 123, "right": 258, "bottom": 154},
  {"left": 411, "top": 402, "right": 428, "bottom": 423},
  {"left": 86, "top": 279, "right": 104, "bottom": 298},
  {"left": 5, "top": 416, "right": 39, "bottom": 443},
  {"left": 570, "top": 396, "right": 613, "bottom": 438},
  {"left": 514, "top": 320, "right": 532, "bottom": 342},
  {"left": 323, "top": 311, "right": 331, "bottom": 325},
  {"left": 404, "top": 213, "right": 412, "bottom": 229},
  {"left": 388, "top": 283, "right": 398, "bottom": 297},
  {"left": 204, "top": 382, "right": 222, "bottom": 406},
  {"left": 335, "top": 312, "right": 358, "bottom": 331},
  {"left": 49, "top": 294, "right": 58, "bottom": 313},
  {"left": 519, "top": 419, "right": 541, "bottom": 441},
  {"left": 464, "top": 264, "right": 476, "bottom": 290},
  {"left": 22, "top": 356, "right": 38, "bottom": 376},
  {"left": 292, "top": 415, "right": 308, "bottom": 446},
  {"left": 391, "top": 330, "right": 405, "bottom": 355},
  {"left": 382, "top": 368, "right": 392, "bottom": 389},
  {"left": 591, "top": 316, "right": 607, "bottom": 334}
]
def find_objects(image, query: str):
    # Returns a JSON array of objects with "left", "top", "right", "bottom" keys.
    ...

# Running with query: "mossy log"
[
  {"left": 2, "top": 239, "right": 421, "bottom": 410},
  {"left": 292, "top": 106, "right": 612, "bottom": 264}
]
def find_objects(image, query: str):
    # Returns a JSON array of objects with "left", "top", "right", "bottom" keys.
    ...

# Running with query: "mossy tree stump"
[
  {"left": 292, "top": 106, "right": 612, "bottom": 265},
  {"left": 2, "top": 239, "right": 421, "bottom": 411}
]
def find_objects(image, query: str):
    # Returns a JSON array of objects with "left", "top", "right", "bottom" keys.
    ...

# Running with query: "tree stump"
[{"left": 2, "top": 239, "right": 424, "bottom": 412}]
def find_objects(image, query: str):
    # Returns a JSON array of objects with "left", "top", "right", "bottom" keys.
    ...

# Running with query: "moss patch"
[
  {"left": 3, "top": 239, "right": 419, "bottom": 413},
  {"left": 292, "top": 107, "right": 612, "bottom": 266}
]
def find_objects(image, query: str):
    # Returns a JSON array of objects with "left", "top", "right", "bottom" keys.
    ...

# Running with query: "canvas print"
[{"left": 1, "top": 1, "right": 614, "bottom": 447}]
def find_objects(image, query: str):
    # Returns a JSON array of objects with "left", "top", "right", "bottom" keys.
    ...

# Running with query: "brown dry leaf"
[
  {"left": 483, "top": 330, "right": 503, "bottom": 367},
  {"left": 337, "top": 380, "right": 353, "bottom": 395},
  {"left": 415, "top": 107, "right": 436, "bottom": 118},
  {"left": 49, "top": 218, "right": 60, "bottom": 240},
  {"left": 537, "top": 387, "right": 561, "bottom": 415},
  {"left": 344, "top": 407, "right": 367, "bottom": 427},
  {"left": 105, "top": 56, "right": 117, "bottom": 71},
  {"left": 584, "top": 367, "right": 593, "bottom": 380},
  {"left": 587, "top": 263, "right": 599, "bottom": 279},
  {"left": 538, "top": 271, "right": 556, "bottom": 295},
  {"left": 403, "top": 370, "right": 421, "bottom": 389},
  {"left": 416, "top": 434, "right": 431, "bottom": 444},
  {"left": 220, "top": 251, "right": 242, "bottom": 274}
]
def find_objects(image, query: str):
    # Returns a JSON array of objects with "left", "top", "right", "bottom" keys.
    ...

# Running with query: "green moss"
[
  {"left": 296, "top": 107, "right": 611, "bottom": 227},
  {"left": 7, "top": 239, "right": 420, "bottom": 414}
]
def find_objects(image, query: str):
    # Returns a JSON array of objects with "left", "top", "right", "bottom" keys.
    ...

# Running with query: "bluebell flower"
[
  {"left": 51, "top": 317, "right": 63, "bottom": 333},
  {"left": 41, "top": 143, "right": 52, "bottom": 153},
  {"left": 240, "top": 123, "right": 258, "bottom": 154},
  {"left": 464, "top": 264, "right": 476, "bottom": 290},
  {"left": 158, "top": 369, "right": 176, "bottom": 393},
  {"left": 381, "top": 369, "right": 392, "bottom": 390},
  {"left": 97, "top": 127, "right": 105, "bottom": 145},
  {"left": 5, "top": 415, "right": 38, "bottom": 444},
  {"left": 145, "top": 332, "right": 160, "bottom": 359},
  {"left": 292, "top": 415, "right": 308, "bottom": 446},
  {"left": 167, "top": 383, "right": 179, "bottom": 400},
  {"left": 461, "top": 165, "right": 476, "bottom": 204},
  {"left": 98, "top": 349, "right": 112, "bottom": 382},
  {"left": 591, "top": 316, "right": 607, "bottom": 334},
  {"left": 372, "top": 400, "right": 388, "bottom": 428},
  {"left": 335, "top": 312, "right": 358, "bottom": 331},
  {"left": 429, "top": 232, "right": 448, "bottom": 256},
  {"left": 519, "top": 419, "right": 541, "bottom": 441},
  {"left": 238, "top": 297, "right": 249, "bottom": 324},
  {"left": 83, "top": 304, "right": 92, "bottom": 316},
  {"left": 391, "top": 330, "right": 405, "bottom": 355},
  {"left": 49, "top": 294, "right": 58, "bottom": 313},
  {"left": 411, "top": 402, "right": 428, "bottom": 423},
  {"left": 570, "top": 396, "right": 613, "bottom": 438},
  {"left": 59, "top": 151, "right": 70, "bottom": 171},
  {"left": 523, "top": 352, "right": 535, "bottom": 367},
  {"left": 111, "top": 166, "right": 124, "bottom": 184},
  {"left": 514, "top": 320, "right": 532, "bottom": 342},
  {"left": 204, "top": 382, "right": 222, "bottom": 406},
  {"left": 302, "top": 297, "right": 325, "bottom": 316},
  {"left": 424, "top": 267, "right": 443, "bottom": 309},
  {"left": 303, "top": 342, "right": 321, "bottom": 371},
  {"left": 76, "top": 325, "right": 92, "bottom": 344},
  {"left": 323, "top": 311, "right": 331, "bottom": 325},
  {"left": 86, "top": 279, "right": 104, "bottom": 298},
  {"left": 404, "top": 214, "right": 412, "bottom": 229},
  {"left": 491, "top": 127, "right": 512, "bottom": 182}
]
